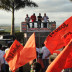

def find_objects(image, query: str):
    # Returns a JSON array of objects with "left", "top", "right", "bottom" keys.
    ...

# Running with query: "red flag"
[
  {"left": 4, "top": 33, "right": 37, "bottom": 71},
  {"left": 18, "top": 32, "right": 37, "bottom": 66},
  {"left": 46, "top": 39, "right": 72, "bottom": 72},
  {"left": 44, "top": 16, "right": 72, "bottom": 54},
  {"left": 4, "top": 40, "right": 23, "bottom": 71}
]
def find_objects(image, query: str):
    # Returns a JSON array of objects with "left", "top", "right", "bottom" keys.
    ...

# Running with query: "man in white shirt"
[
  {"left": 41, "top": 44, "right": 51, "bottom": 72},
  {"left": 43, "top": 13, "right": 49, "bottom": 28},
  {"left": 0, "top": 44, "right": 4, "bottom": 72},
  {"left": 25, "top": 14, "right": 30, "bottom": 28}
]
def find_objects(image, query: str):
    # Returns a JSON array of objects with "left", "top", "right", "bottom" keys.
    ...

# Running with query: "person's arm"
[
  {"left": 29, "top": 17, "right": 30, "bottom": 22},
  {"left": 36, "top": 48, "right": 40, "bottom": 53},
  {"left": 1, "top": 56, "right": 4, "bottom": 70},
  {"left": 35, "top": 16, "right": 36, "bottom": 21},
  {"left": 42, "top": 17, "right": 44, "bottom": 20},
  {"left": 47, "top": 16, "right": 49, "bottom": 19},
  {"left": 30, "top": 16, "right": 32, "bottom": 20},
  {"left": 46, "top": 16, "right": 49, "bottom": 22},
  {"left": 45, "top": 53, "right": 51, "bottom": 59},
  {"left": 40, "top": 16, "right": 42, "bottom": 22}
]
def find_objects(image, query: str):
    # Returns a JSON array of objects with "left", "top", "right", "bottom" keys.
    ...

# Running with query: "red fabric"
[
  {"left": 30, "top": 15, "right": 36, "bottom": 22},
  {"left": 44, "top": 16, "right": 72, "bottom": 54},
  {"left": 4, "top": 40, "right": 23, "bottom": 71},
  {"left": 46, "top": 39, "right": 72, "bottom": 72},
  {"left": 37, "top": 58, "right": 44, "bottom": 68},
  {"left": 62, "top": 32, "right": 72, "bottom": 46},
  {"left": 4, "top": 33, "right": 37, "bottom": 72}
]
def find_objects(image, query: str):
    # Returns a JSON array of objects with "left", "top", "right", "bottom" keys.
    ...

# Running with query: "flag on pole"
[
  {"left": 4, "top": 33, "right": 37, "bottom": 71},
  {"left": 4, "top": 40, "right": 23, "bottom": 71},
  {"left": 44, "top": 16, "right": 72, "bottom": 54},
  {"left": 46, "top": 39, "right": 72, "bottom": 72}
]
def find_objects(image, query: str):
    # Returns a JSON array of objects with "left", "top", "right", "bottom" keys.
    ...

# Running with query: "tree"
[{"left": 0, "top": 0, "right": 38, "bottom": 35}]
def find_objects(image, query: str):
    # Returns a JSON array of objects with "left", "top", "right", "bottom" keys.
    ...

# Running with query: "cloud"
[
  {"left": 0, "top": 0, "right": 72, "bottom": 27},
  {"left": 33, "top": 0, "right": 72, "bottom": 12}
]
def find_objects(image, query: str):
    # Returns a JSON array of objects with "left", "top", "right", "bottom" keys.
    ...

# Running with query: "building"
[{"left": 20, "top": 21, "right": 56, "bottom": 47}]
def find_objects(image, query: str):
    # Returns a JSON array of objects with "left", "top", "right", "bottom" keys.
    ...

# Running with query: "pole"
[{"left": 39, "top": 32, "right": 40, "bottom": 48}]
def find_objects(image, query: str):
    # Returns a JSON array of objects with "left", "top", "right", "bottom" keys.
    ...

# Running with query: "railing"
[
  {"left": 20, "top": 21, "right": 56, "bottom": 32},
  {"left": 26, "top": 21, "right": 49, "bottom": 28}
]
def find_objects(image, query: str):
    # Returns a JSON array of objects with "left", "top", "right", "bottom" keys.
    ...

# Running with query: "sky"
[{"left": 0, "top": 0, "right": 72, "bottom": 28}]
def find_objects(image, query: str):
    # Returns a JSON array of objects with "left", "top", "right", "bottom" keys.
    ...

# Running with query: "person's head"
[
  {"left": 33, "top": 13, "right": 35, "bottom": 16},
  {"left": 39, "top": 13, "right": 41, "bottom": 16},
  {"left": 0, "top": 44, "right": 2, "bottom": 50},
  {"left": 7, "top": 42, "right": 12, "bottom": 48},
  {"left": 26, "top": 14, "right": 28, "bottom": 17},
  {"left": 36, "top": 43, "right": 39, "bottom": 48},
  {"left": 42, "top": 43, "right": 44, "bottom": 47},
  {"left": 2, "top": 47, "right": 7, "bottom": 51},
  {"left": 33, "top": 62, "right": 42, "bottom": 72},
  {"left": 44, "top": 13, "right": 46, "bottom": 16}
]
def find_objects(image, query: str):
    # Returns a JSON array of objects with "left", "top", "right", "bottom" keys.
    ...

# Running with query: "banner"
[
  {"left": 4, "top": 40, "right": 23, "bottom": 71},
  {"left": 44, "top": 16, "right": 72, "bottom": 54}
]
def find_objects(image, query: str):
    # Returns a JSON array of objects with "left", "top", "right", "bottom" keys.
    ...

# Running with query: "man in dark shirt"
[{"left": 37, "top": 13, "right": 42, "bottom": 28}]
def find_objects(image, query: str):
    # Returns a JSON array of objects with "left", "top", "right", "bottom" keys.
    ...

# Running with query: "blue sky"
[{"left": 0, "top": 0, "right": 72, "bottom": 28}]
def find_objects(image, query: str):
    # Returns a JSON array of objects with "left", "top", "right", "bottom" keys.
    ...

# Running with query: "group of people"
[
  {"left": 32, "top": 45, "right": 72, "bottom": 72},
  {"left": 0, "top": 42, "right": 51, "bottom": 72},
  {"left": 0, "top": 43, "right": 12, "bottom": 72},
  {"left": 1, "top": 42, "right": 72, "bottom": 72},
  {"left": 25, "top": 13, "right": 49, "bottom": 28},
  {"left": 30, "top": 44, "right": 51, "bottom": 72},
  {"left": 0, "top": 41, "right": 51, "bottom": 72}
]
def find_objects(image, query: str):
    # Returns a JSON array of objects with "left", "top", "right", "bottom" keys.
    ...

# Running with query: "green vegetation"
[{"left": 0, "top": 25, "right": 20, "bottom": 32}]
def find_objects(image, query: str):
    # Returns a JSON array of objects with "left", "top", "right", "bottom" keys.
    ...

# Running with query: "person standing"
[
  {"left": 5, "top": 42, "right": 12, "bottom": 72},
  {"left": 41, "top": 44, "right": 51, "bottom": 72},
  {"left": 0, "top": 44, "right": 4, "bottom": 72},
  {"left": 42, "top": 13, "right": 49, "bottom": 28},
  {"left": 30, "top": 13, "right": 36, "bottom": 28},
  {"left": 37, "top": 13, "right": 42, "bottom": 28},
  {"left": 25, "top": 14, "right": 30, "bottom": 28},
  {"left": 1, "top": 46, "right": 6, "bottom": 72},
  {"left": 33, "top": 62, "right": 42, "bottom": 72}
]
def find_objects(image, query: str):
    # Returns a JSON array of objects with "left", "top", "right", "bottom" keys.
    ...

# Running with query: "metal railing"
[
  {"left": 26, "top": 21, "right": 50, "bottom": 28},
  {"left": 20, "top": 21, "right": 56, "bottom": 32}
]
